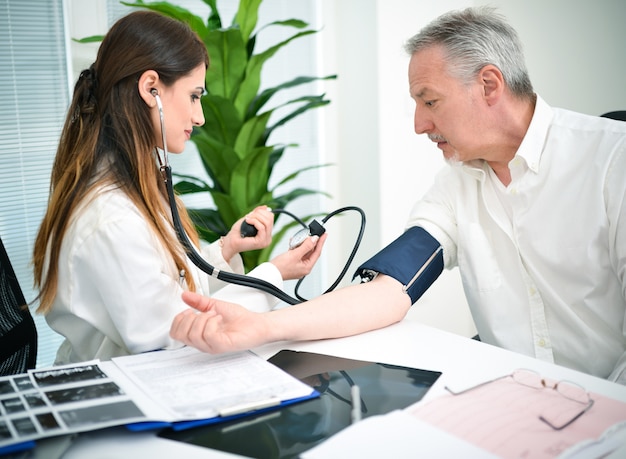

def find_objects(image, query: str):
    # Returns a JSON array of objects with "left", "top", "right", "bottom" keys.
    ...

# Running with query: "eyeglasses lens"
[{"left": 512, "top": 370, "right": 592, "bottom": 430}]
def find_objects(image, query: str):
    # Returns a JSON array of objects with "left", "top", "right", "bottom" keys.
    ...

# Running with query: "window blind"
[{"left": 0, "top": 0, "right": 69, "bottom": 367}]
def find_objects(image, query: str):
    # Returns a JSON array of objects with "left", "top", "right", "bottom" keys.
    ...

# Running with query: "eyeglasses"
[{"left": 445, "top": 369, "right": 595, "bottom": 431}]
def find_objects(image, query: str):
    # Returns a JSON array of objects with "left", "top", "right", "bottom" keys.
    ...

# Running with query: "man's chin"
[{"left": 443, "top": 150, "right": 462, "bottom": 166}]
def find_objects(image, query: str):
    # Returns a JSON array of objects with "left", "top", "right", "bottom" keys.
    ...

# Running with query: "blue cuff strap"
[{"left": 353, "top": 226, "right": 443, "bottom": 304}]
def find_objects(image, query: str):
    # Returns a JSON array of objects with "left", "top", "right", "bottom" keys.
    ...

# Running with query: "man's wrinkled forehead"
[{"left": 408, "top": 48, "right": 448, "bottom": 97}]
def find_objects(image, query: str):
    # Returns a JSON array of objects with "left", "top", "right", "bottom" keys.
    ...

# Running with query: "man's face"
[{"left": 408, "top": 45, "right": 489, "bottom": 164}]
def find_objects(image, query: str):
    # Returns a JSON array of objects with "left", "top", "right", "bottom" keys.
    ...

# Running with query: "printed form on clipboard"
[
  {"left": 111, "top": 346, "right": 317, "bottom": 427},
  {"left": 0, "top": 347, "right": 317, "bottom": 454}
]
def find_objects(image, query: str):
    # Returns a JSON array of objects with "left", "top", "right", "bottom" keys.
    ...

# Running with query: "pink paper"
[{"left": 409, "top": 377, "right": 626, "bottom": 458}]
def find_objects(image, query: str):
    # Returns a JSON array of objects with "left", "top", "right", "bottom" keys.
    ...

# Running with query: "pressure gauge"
[{"left": 289, "top": 228, "right": 310, "bottom": 249}]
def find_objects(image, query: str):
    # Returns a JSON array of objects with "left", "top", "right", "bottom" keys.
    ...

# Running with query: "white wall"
[{"left": 319, "top": 0, "right": 626, "bottom": 337}]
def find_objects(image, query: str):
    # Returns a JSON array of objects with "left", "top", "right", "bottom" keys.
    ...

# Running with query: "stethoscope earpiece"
[{"left": 152, "top": 89, "right": 168, "bottom": 169}]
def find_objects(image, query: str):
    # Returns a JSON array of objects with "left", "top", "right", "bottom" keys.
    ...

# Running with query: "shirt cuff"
[
  {"left": 201, "top": 240, "right": 245, "bottom": 293},
  {"left": 203, "top": 240, "right": 245, "bottom": 274},
  {"left": 211, "top": 262, "right": 284, "bottom": 313},
  {"left": 608, "top": 353, "right": 626, "bottom": 385}
]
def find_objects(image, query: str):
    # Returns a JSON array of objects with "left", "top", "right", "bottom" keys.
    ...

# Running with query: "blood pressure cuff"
[{"left": 353, "top": 226, "right": 443, "bottom": 304}]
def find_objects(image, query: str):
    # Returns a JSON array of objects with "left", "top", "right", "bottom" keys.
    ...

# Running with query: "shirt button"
[{"left": 538, "top": 339, "right": 546, "bottom": 347}]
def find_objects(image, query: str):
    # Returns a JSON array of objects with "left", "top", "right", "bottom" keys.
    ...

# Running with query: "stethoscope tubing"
[
  {"left": 153, "top": 90, "right": 305, "bottom": 304},
  {"left": 153, "top": 90, "right": 364, "bottom": 305}
]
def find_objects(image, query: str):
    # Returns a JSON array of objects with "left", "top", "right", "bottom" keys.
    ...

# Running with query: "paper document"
[
  {"left": 111, "top": 347, "right": 314, "bottom": 420},
  {"left": 300, "top": 410, "right": 498, "bottom": 459},
  {"left": 408, "top": 376, "right": 626, "bottom": 459},
  {"left": 0, "top": 347, "right": 315, "bottom": 452}
]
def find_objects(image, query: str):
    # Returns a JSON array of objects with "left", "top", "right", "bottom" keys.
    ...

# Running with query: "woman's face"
[{"left": 153, "top": 64, "right": 206, "bottom": 154}]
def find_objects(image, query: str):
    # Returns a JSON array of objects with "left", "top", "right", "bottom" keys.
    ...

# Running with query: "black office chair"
[
  {"left": 0, "top": 235, "right": 38, "bottom": 375},
  {"left": 601, "top": 111, "right": 626, "bottom": 121}
]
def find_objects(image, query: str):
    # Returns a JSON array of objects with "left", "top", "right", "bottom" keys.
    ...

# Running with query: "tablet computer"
[{"left": 159, "top": 350, "right": 442, "bottom": 458}]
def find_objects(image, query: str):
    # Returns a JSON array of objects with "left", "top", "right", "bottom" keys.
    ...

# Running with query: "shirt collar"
[{"left": 514, "top": 95, "right": 553, "bottom": 174}]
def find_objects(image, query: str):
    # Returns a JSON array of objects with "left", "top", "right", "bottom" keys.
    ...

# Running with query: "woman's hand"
[
  {"left": 270, "top": 233, "right": 327, "bottom": 280},
  {"left": 220, "top": 206, "right": 274, "bottom": 262}
]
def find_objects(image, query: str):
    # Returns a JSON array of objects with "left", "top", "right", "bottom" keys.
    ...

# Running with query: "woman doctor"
[{"left": 33, "top": 11, "right": 325, "bottom": 365}]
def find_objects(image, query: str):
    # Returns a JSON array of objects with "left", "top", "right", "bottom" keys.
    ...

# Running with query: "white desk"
[{"left": 58, "top": 306, "right": 626, "bottom": 458}]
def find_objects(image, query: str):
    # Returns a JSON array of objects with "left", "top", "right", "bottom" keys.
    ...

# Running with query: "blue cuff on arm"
[{"left": 353, "top": 226, "right": 443, "bottom": 304}]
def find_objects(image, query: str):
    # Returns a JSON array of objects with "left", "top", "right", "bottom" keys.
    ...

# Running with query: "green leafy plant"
[{"left": 122, "top": 0, "right": 336, "bottom": 271}]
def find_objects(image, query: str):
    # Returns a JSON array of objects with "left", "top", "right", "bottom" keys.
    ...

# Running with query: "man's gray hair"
[{"left": 404, "top": 7, "right": 534, "bottom": 99}]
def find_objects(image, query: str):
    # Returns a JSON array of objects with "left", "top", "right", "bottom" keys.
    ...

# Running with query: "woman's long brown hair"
[{"left": 33, "top": 11, "right": 209, "bottom": 313}]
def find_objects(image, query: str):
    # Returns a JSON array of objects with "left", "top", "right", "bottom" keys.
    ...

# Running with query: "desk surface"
[{"left": 58, "top": 306, "right": 626, "bottom": 458}]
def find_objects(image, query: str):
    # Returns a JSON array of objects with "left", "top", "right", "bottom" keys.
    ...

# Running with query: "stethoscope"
[{"left": 150, "top": 89, "right": 365, "bottom": 305}]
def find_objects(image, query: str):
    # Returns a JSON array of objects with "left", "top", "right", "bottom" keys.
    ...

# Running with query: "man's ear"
[
  {"left": 479, "top": 65, "right": 504, "bottom": 105},
  {"left": 138, "top": 70, "right": 160, "bottom": 107}
]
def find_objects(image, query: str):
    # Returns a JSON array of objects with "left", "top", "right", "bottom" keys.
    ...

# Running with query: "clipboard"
[
  {"left": 0, "top": 348, "right": 317, "bottom": 454},
  {"left": 126, "top": 391, "right": 318, "bottom": 432},
  {"left": 159, "top": 350, "right": 442, "bottom": 459}
]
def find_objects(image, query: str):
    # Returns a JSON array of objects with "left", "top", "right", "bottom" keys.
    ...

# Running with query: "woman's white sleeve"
[{"left": 210, "top": 262, "right": 284, "bottom": 312}]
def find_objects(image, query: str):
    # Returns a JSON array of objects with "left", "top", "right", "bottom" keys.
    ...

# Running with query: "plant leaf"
[
  {"left": 187, "top": 207, "right": 227, "bottom": 239},
  {"left": 199, "top": 94, "right": 242, "bottom": 146},
  {"left": 191, "top": 132, "right": 239, "bottom": 192},
  {"left": 121, "top": 1, "right": 209, "bottom": 39},
  {"left": 234, "top": 0, "right": 262, "bottom": 44},
  {"left": 272, "top": 188, "right": 331, "bottom": 209},
  {"left": 248, "top": 74, "right": 337, "bottom": 117},
  {"left": 234, "top": 111, "right": 271, "bottom": 159},
  {"left": 257, "top": 18, "right": 309, "bottom": 32},
  {"left": 202, "top": 0, "right": 222, "bottom": 30},
  {"left": 73, "top": 35, "right": 104, "bottom": 43},
  {"left": 173, "top": 179, "right": 212, "bottom": 195},
  {"left": 235, "top": 29, "right": 318, "bottom": 118},
  {"left": 271, "top": 163, "right": 333, "bottom": 189},
  {"left": 230, "top": 146, "right": 273, "bottom": 211},
  {"left": 267, "top": 95, "right": 330, "bottom": 135},
  {"left": 210, "top": 191, "right": 241, "bottom": 230},
  {"left": 205, "top": 28, "right": 247, "bottom": 98},
  {"left": 115, "top": 1, "right": 338, "bottom": 268}
]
